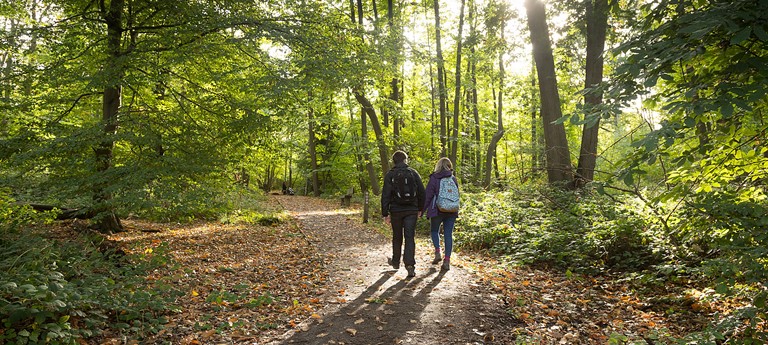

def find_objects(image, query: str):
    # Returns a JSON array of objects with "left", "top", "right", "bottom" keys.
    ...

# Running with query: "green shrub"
[
  {"left": 455, "top": 185, "right": 657, "bottom": 272},
  {"left": 0, "top": 192, "right": 178, "bottom": 344}
]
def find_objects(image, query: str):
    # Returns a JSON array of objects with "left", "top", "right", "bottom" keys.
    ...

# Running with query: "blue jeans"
[
  {"left": 430, "top": 215, "right": 456, "bottom": 258},
  {"left": 390, "top": 211, "right": 417, "bottom": 266}
]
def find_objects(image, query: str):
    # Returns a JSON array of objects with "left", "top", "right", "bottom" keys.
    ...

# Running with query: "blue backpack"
[{"left": 435, "top": 177, "right": 459, "bottom": 212}]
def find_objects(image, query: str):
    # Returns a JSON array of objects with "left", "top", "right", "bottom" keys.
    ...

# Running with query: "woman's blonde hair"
[{"left": 433, "top": 157, "right": 453, "bottom": 173}]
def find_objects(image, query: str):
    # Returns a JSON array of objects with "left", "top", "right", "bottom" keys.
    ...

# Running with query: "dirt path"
[{"left": 269, "top": 195, "right": 519, "bottom": 345}]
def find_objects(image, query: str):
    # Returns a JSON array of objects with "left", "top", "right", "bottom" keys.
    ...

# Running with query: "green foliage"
[
  {"left": 0, "top": 199, "right": 178, "bottom": 344},
  {"left": 0, "top": 189, "right": 56, "bottom": 233},
  {"left": 456, "top": 185, "right": 658, "bottom": 272},
  {"left": 216, "top": 188, "right": 286, "bottom": 226},
  {"left": 674, "top": 191, "right": 768, "bottom": 343},
  {"left": 604, "top": 1, "right": 768, "bottom": 340}
]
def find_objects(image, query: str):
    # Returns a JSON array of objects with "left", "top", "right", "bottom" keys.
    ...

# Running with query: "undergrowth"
[
  {"left": 454, "top": 184, "right": 767, "bottom": 343},
  {"left": 0, "top": 190, "right": 179, "bottom": 344},
  {"left": 456, "top": 185, "right": 658, "bottom": 273}
]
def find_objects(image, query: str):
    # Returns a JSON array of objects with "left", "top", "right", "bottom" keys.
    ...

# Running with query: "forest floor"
[{"left": 100, "top": 194, "right": 716, "bottom": 344}]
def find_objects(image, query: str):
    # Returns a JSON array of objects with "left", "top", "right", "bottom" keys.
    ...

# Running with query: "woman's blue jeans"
[{"left": 430, "top": 215, "right": 456, "bottom": 258}]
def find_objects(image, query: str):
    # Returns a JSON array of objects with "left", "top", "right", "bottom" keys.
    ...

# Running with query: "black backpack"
[{"left": 391, "top": 168, "right": 417, "bottom": 204}]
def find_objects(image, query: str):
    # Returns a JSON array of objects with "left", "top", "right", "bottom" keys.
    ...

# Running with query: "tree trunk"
[
  {"left": 361, "top": 107, "right": 379, "bottom": 196},
  {"left": 433, "top": 0, "right": 448, "bottom": 156},
  {"left": 308, "top": 104, "right": 321, "bottom": 196},
  {"left": 388, "top": 0, "right": 402, "bottom": 146},
  {"left": 351, "top": 0, "right": 386, "bottom": 195},
  {"left": 484, "top": 41, "right": 505, "bottom": 188},
  {"left": 354, "top": 90, "right": 390, "bottom": 186},
  {"left": 348, "top": 93, "right": 368, "bottom": 194},
  {"left": 450, "top": 0, "right": 466, "bottom": 166},
  {"left": 28, "top": 204, "right": 95, "bottom": 220},
  {"left": 1, "top": 19, "right": 17, "bottom": 101},
  {"left": 426, "top": 5, "right": 437, "bottom": 150},
  {"left": 574, "top": 0, "right": 608, "bottom": 188},
  {"left": 469, "top": 0, "right": 481, "bottom": 182},
  {"left": 356, "top": 0, "right": 363, "bottom": 25},
  {"left": 525, "top": 0, "right": 573, "bottom": 184},
  {"left": 93, "top": 0, "right": 125, "bottom": 233},
  {"left": 530, "top": 58, "right": 539, "bottom": 176}
]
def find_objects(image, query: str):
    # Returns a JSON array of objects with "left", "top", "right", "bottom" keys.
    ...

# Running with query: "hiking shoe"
[
  {"left": 406, "top": 265, "right": 416, "bottom": 278},
  {"left": 387, "top": 257, "right": 400, "bottom": 270},
  {"left": 441, "top": 258, "right": 450, "bottom": 271},
  {"left": 432, "top": 250, "right": 442, "bottom": 265}
]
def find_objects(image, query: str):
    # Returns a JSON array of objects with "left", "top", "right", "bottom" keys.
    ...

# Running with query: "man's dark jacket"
[{"left": 381, "top": 162, "right": 426, "bottom": 217}]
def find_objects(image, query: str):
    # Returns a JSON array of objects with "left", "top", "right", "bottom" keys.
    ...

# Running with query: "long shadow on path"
[
  {"left": 279, "top": 267, "right": 448, "bottom": 344},
  {"left": 271, "top": 195, "right": 520, "bottom": 344}
]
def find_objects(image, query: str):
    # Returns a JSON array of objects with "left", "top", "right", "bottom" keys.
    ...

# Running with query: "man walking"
[{"left": 381, "top": 150, "right": 425, "bottom": 278}]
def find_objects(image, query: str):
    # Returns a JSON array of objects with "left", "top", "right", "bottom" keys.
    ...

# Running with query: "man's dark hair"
[{"left": 392, "top": 150, "right": 408, "bottom": 164}]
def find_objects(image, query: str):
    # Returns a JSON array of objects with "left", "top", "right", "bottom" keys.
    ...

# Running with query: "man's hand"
[
  {"left": 418, "top": 211, "right": 423, "bottom": 218},
  {"left": 383, "top": 215, "right": 391, "bottom": 225}
]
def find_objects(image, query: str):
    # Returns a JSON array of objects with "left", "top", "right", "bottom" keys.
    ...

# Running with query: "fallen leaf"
[{"left": 201, "top": 329, "right": 216, "bottom": 339}]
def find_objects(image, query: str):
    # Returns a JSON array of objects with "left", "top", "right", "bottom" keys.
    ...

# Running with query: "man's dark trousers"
[{"left": 390, "top": 210, "right": 417, "bottom": 267}]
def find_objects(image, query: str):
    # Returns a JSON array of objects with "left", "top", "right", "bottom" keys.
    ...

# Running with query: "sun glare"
[{"left": 506, "top": 0, "right": 528, "bottom": 16}]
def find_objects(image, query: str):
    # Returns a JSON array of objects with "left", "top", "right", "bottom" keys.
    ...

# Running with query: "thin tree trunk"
[
  {"left": 356, "top": 0, "right": 363, "bottom": 25},
  {"left": 346, "top": 4, "right": 366, "bottom": 193},
  {"left": 93, "top": 0, "right": 125, "bottom": 233},
  {"left": 484, "top": 37, "right": 505, "bottom": 188},
  {"left": 1, "top": 19, "right": 17, "bottom": 100},
  {"left": 434, "top": 0, "right": 447, "bottom": 156},
  {"left": 469, "top": 0, "right": 481, "bottom": 182},
  {"left": 388, "top": 0, "right": 401, "bottom": 145},
  {"left": 525, "top": 0, "right": 573, "bottom": 184},
  {"left": 361, "top": 107, "right": 379, "bottom": 195},
  {"left": 574, "top": 0, "right": 608, "bottom": 188},
  {"left": 426, "top": 1, "right": 437, "bottom": 150},
  {"left": 450, "top": 0, "right": 466, "bottom": 165},
  {"left": 530, "top": 57, "right": 539, "bottom": 176},
  {"left": 347, "top": 92, "right": 367, "bottom": 194},
  {"left": 308, "top": 104, "right": 321, "bottom": 196}
]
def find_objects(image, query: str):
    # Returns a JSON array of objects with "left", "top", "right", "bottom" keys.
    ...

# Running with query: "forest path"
[{"left": 269, "top": 195, "right": 519, "bottom": 344}]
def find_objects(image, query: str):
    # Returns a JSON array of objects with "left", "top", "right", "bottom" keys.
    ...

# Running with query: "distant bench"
[{"left": 340, "top": 187, "right": 354, "bottom": 207}]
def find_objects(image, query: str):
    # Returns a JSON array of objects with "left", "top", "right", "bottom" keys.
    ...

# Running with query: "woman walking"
[{"left": 422, "top": 157, "right": 459, "bottom": 271}]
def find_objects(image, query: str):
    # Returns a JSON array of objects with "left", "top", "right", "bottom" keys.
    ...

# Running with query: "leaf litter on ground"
[
  {"left": 104, "top": 198, "right": 332, "bottom": 344},
  {"left": 44, "top": 194, "right": 758, "bottom": 344}
]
